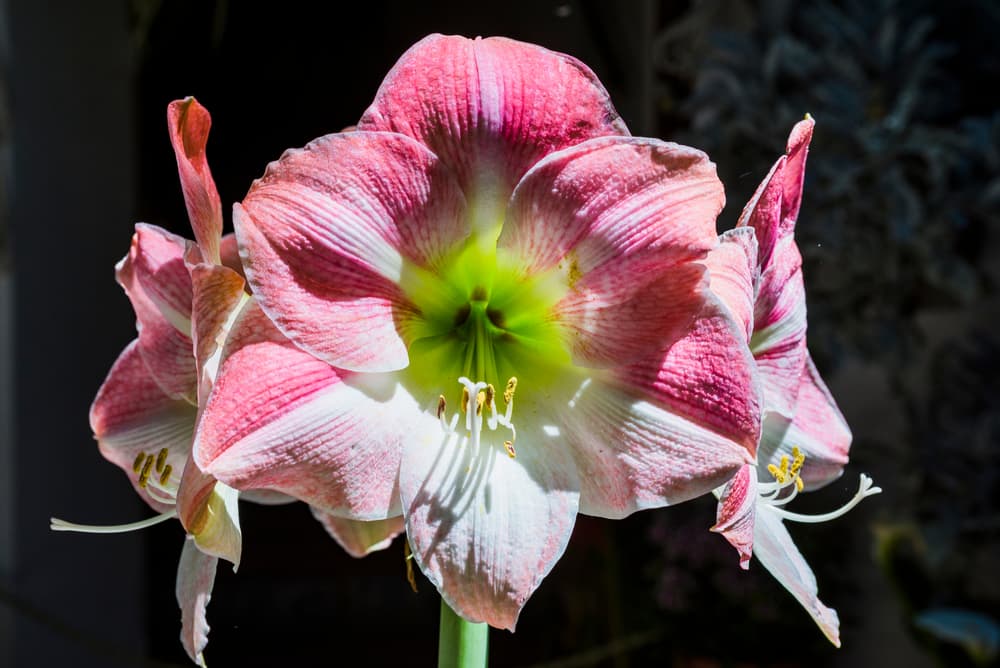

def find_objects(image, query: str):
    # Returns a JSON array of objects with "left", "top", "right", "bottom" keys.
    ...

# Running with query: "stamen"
[
  {"left": 485, "top": 384, "right": 495, "bottom": 407},
  {"left": 461, "top": 386, "right": 470, "bottom": 414},
  {"left": 131, "top": 452, "right": 145, "bottom": 474},
  {"left": 137, "top": 455, "right": 154, "bottom": 488},
  {"left": 767, "top": 474, "right": 882, "bottom": 524},
  {"left": 50, "top": 509, "right": 178, "bottom": 534},
  {"left": 503, "top": 377, "right": 518, "bottom": 405},
  {"left": 437, "top": 395, "right": 447, "bottom": 420},
  {"left": 476, "top": 390, "right": 486, "bottom": 416},
  {"left": 159, "top": 464, "right": 173, "bottom": 486},
  {"left": 155, "top": 448, "right": 169, "bottom": 474},
  {"left": 504, "top": 440, "right": 516, "bottom": 459}
]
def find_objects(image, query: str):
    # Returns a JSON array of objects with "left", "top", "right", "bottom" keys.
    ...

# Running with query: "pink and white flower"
[
  {"left": 192, "top": 34, "right": 763, "bottom": 629},
  {"left": 707, "top": 117, "right": 881, "bottom": 646},
  {"left": 51, "top": 98, "right": 403, "bottom": 665}
]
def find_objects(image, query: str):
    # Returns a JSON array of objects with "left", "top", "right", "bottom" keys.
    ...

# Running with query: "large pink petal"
[
  {"left": 194, "top": 299, "right": 418, "bottom": 519},
  {"left": 219, "top": 233, "right": 247, "bottom": 279},
  {"left": 115, "top": 224, "right": 197, "bottom": 402},
  {"left": 559, "top": 297, "right": 760, "bottom": 519},
  {"left": 400, "top": 411, "right": 580, "bottom": 630},
  {"left": 168, "top": 97, "right": 223, "bottom": 264},
  {"left": 705, "top": 227, "right": 758, "bottom": 342},
  {"left": 754, "top": 506, "right": 841, "bottom": 647},
  {"left": 758, "top": 354, "right": 851, "bottom": 490},
  {"left": 311, "top": 511, "right": 405, "bottom": 558},
  {"left": 235, "top": 131, "right": 468, "bottom": 372},
  {"left": 711, "top": 464, "right": 757, "bottom": 569},
  {"left": 499, "top": 137, "right": 723, "bottom": 279},
  {"left": 358, "top": 34, "right": 627, "bottom": 226},
  {"left": 175, "top": 539, "right": 218, "bottom": 667},
  {"left": 90, "top": 340, "right": 196, "bottom": 512}
]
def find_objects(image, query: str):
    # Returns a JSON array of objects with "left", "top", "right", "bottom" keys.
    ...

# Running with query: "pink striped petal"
[
  {"left": 311, "top": 511, "right": 405, "bottom": 558},
  {"left": 168, "top": 97, "right": 223, "bottom": 264},
  {"left": 559, "top": 297, "right": 760, "bottom": 518},
  {"left": 554, "top": 262, "right": 708, "bottom": 368},
  {"left": 499, "top": 137, "right": 723, "bottom": 279},
  {"left": 751, "top": 236, "right": 807, "bottom": 418},
  {"left": 780, "top": 117, "right": 815, "bottom": 229},
  {"left": 176, "top": 538, "right": 218, "bottom": 667},
  {"left": 116, "top": 224, "right": 197, "bottom": 402},
  {"left": 235, "top": 131, "right": 468, "bottom": 372},
  {"left": 754, "top": 507, "right": 841, "bottom": 647},
  {"left": 90, "top": 340, "right": 196, "bottom": 512},
  {"left": 705, "top": 227, "right": 758, "bottom": 341},
  {"left": 184, "top": 247, "right": 247, "bottom": 402},
  {"left": 736, "top": 156, "right": 785, "bottom": 270},
  {"left": 711, "top": 464, "right": 757, "bottom": 569},
  {"left": 219, "top": 233, "right": 247, "bottom": 279},
  {"left": 400, "top": 413, "right": 580, "bottom": 630},
  {"left": 194, "top": 299, "right": 419, "bottom": 519},
  {"left": 358, "top": 34, "right": 627, "bottom": 224},
  {"left": 759, "top": 355, "right": 851, "bottom": 490}
]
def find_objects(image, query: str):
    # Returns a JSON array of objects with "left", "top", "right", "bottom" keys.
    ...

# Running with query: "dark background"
[{"left": 3, "top": 1, "right": 998, "bottom": 666}]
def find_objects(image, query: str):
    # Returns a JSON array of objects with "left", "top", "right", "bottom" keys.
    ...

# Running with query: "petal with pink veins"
[
  {"left": 758, "top": 354, "right": 851, "bottom": 491},
  {"left": 704, "top": 227, "right": 758, "bottom": 342},
  {"left": 711, "top": 464, "right": 757, "bottom": 569},
  {"left": 194, "top": 299, "right": 420, "bottom": 519},
  {"left": 750, "top": 235, "right": 807, "bottom": 418},
  {"left": 499, "top": 137, "right": 723, "bottom": 280},
  {"left": 235, "top": 131, "right": 469, "bottom": 372},
  {"left": 400, "top": 408, "right": 580, "bottom": 630},
  {"left": 558, "top": 297, "right": 760, "bottom": 519},
  {"left": 116, "top": 224, "right": 197, "bottom": 402},
  {"left": 358, "top": 34, "right": 627, "bottom": 230},
  {"left": 753, "top": 505, "right": 841, "bottom": 647},
  {"left": 780, "top": 116, "right": 815, "bottom": 229},
  {"left": 90, "top": 340, "right": 196, "bottom": 512},
  {"left": 168, "top": 97, "right": 223, "bottom": 264},
  {"left": 184, "top": 245, "right": 247, "bottom": 402},
  {"left": 176, "top": 538, "right": 218, "bottom": 667},
  {"left": 311, "top": 510, "right": 405, "bottom": 558}
]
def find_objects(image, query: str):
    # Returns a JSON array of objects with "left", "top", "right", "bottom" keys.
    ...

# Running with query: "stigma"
[
  {"left": 757, "top": 447, "right": 882, "bottom": 523},
  {"left": 439, "top": 376, "right": 518, "bottom": 457}
]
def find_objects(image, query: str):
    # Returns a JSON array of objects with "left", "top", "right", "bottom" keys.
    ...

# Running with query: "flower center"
[
  {"left": 402, "top": 242, "right": 570, "bottom": 397},
  {"left": 757, "top": 447, "right": 882, "bottom": 522}
]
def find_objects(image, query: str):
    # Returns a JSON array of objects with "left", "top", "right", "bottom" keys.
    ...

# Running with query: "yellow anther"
[
  {"left": 137, "top": 455, "right": 154, "bottom": 488},
  {"left": 437, "top": 395, "right": 447, "bottom": 420},
  {"left": 403, "top": 540, "right": 418, "bottom": 593},
  {"left": 503, "top": 377, "right": 518, "bottom": 404},
  {"left": 132, "top": 452, "right": 145, "bottom": 474},
  {"left": 155, "top": 448, "right": 169, "bottom": 474},
  {"left": 791, "top": 447, "right": 805, "bottom": 475},
  {"left": 476, "top": 391, "right": 486, "bottom": 416},
  {"left": 767, "top": 463, "right": 787, "bottom": 483},
  {"left": 504, "top": 440, "right": 516, "bottom": 459},
  {"left": 460, "top": 386, "right": 470, "bottom": 413},
  {"left": 795, "top": 476, "right": 804, "bottom": 492},
  {"left": 159, "top": 464, "right": 173, "bottom": 486},
  {"left": 485, "top": 384, "right": 495, "bottom": 406}
]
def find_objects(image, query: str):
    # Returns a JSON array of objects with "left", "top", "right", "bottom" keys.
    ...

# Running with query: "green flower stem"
[{"left": 438, "top": 598, "right": 489, "bottom": 668}]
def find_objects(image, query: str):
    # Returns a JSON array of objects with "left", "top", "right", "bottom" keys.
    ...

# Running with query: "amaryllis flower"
[
  {"left": 51, "top": 98, "right": 403, "bottom": 665},
  {"left": 192, "top": 34, "right": 762, "bottom": 629},
  {"left": 707, "top": 117, "right": 881, "bottom": 646}
]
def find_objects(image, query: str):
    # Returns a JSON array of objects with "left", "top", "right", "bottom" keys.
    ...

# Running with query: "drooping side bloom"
[
  {"left": 706, "top": 117, "right": 881, "bottom": 646},
  {"left": 51, "top": 98, "right": 403, "bottom": 666},
  {"left": 192, "top": 34, "right": 763, "bottom": 629}
]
